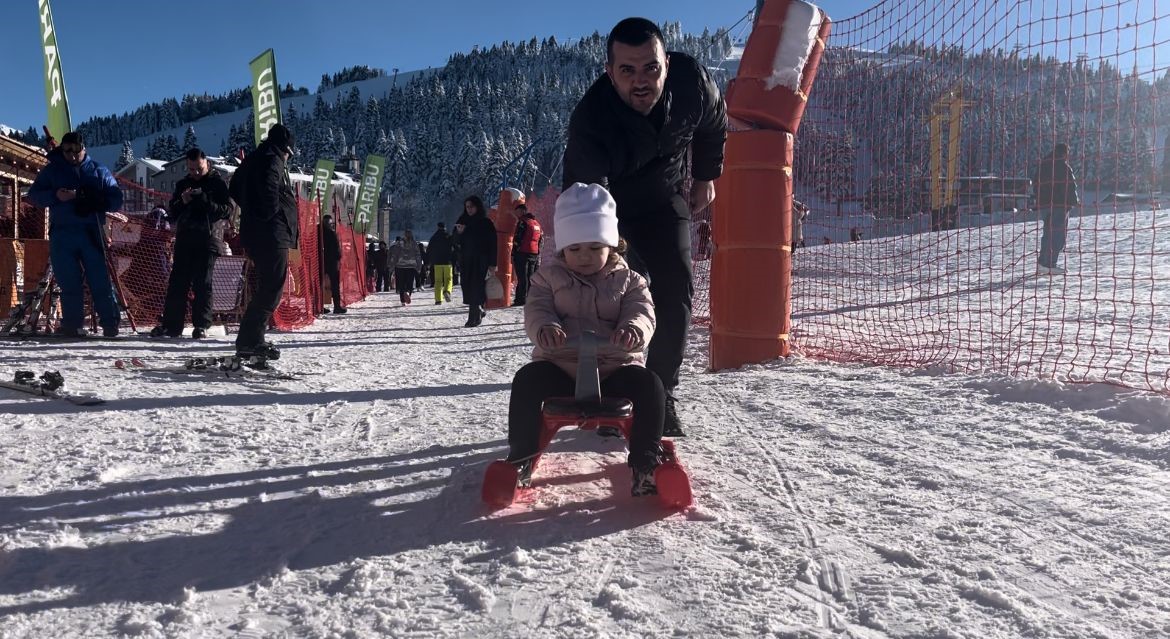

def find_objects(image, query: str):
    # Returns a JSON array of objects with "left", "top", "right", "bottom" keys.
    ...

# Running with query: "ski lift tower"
[{"left": 928, "top": 88, "right": 973, "bottom": 216}]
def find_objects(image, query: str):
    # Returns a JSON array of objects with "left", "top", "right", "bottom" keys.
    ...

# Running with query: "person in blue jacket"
[{"left": 27, "top": 132, "right": 124, "bottom": 337}]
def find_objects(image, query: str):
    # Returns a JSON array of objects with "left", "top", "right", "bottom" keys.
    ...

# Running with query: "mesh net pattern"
[
  {"left": 789, "top": 0, "right": 1168, "bottom": 392},
  {"left": 103, "top": 177, "right": 368, "bottom": 332}
]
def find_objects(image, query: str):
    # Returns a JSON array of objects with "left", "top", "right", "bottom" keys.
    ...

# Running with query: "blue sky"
[
  {"left": 4, "top": 0, "right": 850, "bottom": 133},
  {"left": 9, "top": 0, "right": 1150, "bottom": 136}
]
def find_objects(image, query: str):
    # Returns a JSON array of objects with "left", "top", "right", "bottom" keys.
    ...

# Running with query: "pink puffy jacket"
[{"left": 523, "top": 253, "right": 655, "bottom": 379}]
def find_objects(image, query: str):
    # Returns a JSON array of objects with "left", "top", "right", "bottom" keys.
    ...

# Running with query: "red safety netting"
[
  {"left": 104, "top": 177, "right": 367, "bottom": 333},
  {"left": 789, "top": 0, "right": 1169, "bottom": 393}
]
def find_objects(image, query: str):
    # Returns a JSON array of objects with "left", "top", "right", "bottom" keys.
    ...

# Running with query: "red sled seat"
[{"left": 482, "top": 332, "right": 692, "bottom": 509}]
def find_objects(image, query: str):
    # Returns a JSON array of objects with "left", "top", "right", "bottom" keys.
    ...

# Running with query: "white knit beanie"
[{"left": 554, "top": 183, "right": 620, "bottom": 251}]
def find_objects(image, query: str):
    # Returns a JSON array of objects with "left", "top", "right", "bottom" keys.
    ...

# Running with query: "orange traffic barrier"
[
  {"left": 487, "top": 187, "right": 525, "bottom": 309},
  {"left": 709, "top": 129, "right": 794, "bottom": 370},
  {"left": 726, "top": 0, "right": 831, "bottom": 134}
]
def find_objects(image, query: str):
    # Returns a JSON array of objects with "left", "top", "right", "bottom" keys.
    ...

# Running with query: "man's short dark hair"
[
  {"left": 61, "top": 131, "right": 85, "bottom": 148},
  {"left": 185, "top": 148, "right": 206, "bottom": 161},
  {"left": 437, "top": 222, "right": 446, "bottom": 229},
  {"left": 606, "top": 17, "right": 665, "bottom": 62},
  {"left": 1053, "top": 143, "right": 1069, "bottom": 158}
]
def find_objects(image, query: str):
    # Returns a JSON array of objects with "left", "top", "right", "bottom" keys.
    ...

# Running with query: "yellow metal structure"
[{"left": 928, "top": 89, "right": 973, "bottom": 210}]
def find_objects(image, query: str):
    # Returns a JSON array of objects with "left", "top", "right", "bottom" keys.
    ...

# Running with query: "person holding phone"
[
  {"left": 26, "top": 131, "right": 124, "bottom": 337},
  {"left": 150, "top": 148, "right": 232, "bottom": 338}
]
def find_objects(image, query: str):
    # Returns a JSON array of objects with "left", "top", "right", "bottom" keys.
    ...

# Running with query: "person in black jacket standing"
[
  {"left": 320, "top": 214, "right": 346, "bottom": 314},
  {"left": 454, "top": 195, "right": 497, "bottom": 327},
  {"left": 1032, "top": 143, "right": 1080, "bottom": 275},
  {"left": 562, "top": 17, "right": 728, "bottom": 436},
  {"left": 151, "top": 148, "right": 232, "bottom": 339},
  {"left": 428, "top": 222, "right": 455, "bottom": 304},
  {"left": 229, "top": 123, "right": 298, "bottom": 361}
]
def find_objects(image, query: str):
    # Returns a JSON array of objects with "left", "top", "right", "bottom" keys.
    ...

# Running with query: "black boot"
[
  {"left": 465, "top": 305, "right": 482, "bottom": 327},
  {"left": 663, "top": 396, "right": 686, "bottom": 437}
]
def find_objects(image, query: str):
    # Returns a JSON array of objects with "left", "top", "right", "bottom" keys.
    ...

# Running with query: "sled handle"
[{"left": 574, "top": 331, "right": 602, "bottom": 403}]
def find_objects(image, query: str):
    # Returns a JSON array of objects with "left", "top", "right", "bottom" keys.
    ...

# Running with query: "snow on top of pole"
[{"left": 765, "top": 1, "right": 822, "bottom": 92}]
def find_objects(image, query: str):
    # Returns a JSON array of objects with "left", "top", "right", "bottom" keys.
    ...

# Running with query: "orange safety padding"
[
  {"left": 709, "top": 129, "right": 794, "bottom": 371},
  {"left": 0, "top": 240, "right": 20, "bottom": 315},
  {"left": 726, "top": 0, "right": 832, "bottom": 134},
  {"left": 487, "top": 188, "right": 525, "bottom": 309}
]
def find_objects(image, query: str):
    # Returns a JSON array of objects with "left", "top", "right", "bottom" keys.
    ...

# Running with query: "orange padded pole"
[
  {"left": 487, "top": 187, "right": 524, "bottom": 309},
  {"left": 710, "top": 129, "right": 794, "bottom": 370}
]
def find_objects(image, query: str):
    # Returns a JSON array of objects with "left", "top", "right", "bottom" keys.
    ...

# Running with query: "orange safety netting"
[
  {"left": 790, "top": 0, "right": 1169, "bottom": 393},
  {"left": 107, "top": 177, "right": 367, "bottom": 333}
]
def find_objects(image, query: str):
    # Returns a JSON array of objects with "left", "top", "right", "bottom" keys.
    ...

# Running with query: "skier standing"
[
  {"left": 27, "top": 131, "right": 124, "bottom": 337},
  {"left": 229, "top": 123, "right": 298, "bottom": 361}
]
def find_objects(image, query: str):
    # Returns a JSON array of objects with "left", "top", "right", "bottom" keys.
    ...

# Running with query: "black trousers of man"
[
  {"left": 235, "top": 245, "right": 288, "bottom": 351},
  {"left": 618, "top": 194, "right": 693, "bottom": 394},
  {"left": 512, "top": 253, "right": 539, "bottom": 305},
  {"left": 160, "top": 241, "right": 217, "bottom": 332},
  {"left": 324, "top": 259, "right": 342, "bottom": 309},
  {"left": 376, "top": 268, "right": 391, "bottom": 292},
  {"left": 507, "top": 361, "right": 664, "bottom": 465}
]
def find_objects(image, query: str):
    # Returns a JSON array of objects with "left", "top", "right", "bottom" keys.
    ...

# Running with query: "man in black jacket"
[
  {"left": 229, "top": 123, "right": 298, "bottom": 360},
  {"left": 428, "top": 222, "right": 455, "bottom": 304},
  {"left": 562, "top": 17, "right": 727, "bottom": 436},
  {"left": 151, "top": 148, "right": 232, "bottom": 339},
  {"left": 320, "top": 214, "right": 346, "bottom": 314},
  {"left": 1032, "top": 143, "right": 1080, "bottom": 275}
]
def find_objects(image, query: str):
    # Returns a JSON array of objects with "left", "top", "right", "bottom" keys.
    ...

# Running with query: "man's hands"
[
  {"left": 537, "top": 324, "right": 567, "bottom": 349},
  {"left": 690, "top": 179, "right": 716, "bottom": 214},
  {"left": 181, "top": 187, "right": 203, "bottom": 205}
]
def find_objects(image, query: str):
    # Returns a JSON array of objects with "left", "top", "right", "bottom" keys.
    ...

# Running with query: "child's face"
[{"left": 564, "top": 242, "right": 610, "bottom": 275}]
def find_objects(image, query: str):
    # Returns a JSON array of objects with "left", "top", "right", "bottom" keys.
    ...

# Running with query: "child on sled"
[{"left": 506, "top": 183, "right": 666, "bottom": 496}]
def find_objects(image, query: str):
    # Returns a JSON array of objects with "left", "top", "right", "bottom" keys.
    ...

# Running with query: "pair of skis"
[
  {"left": 114, "top": 356, "right": 303, "bottom": 380},
  {"left": 0, "top": 370, "right": 105, "bottom": 406},
  {"left": 0, "top": 265, "right": 59, "bottom": 337}
]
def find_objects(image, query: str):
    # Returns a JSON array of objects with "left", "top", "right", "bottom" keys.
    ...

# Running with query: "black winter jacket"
[
  {"left": 168, "top": 171, "right": 232, "bottom": 255},
  {"left": 459, "top": 213, "right": 498, "bottom": 269},
  {"left": 321, "top": 222, "right": 342, "bottom": 264},
  {"left": 231, "top": 142, "right": 299, "bottom": 251},
  {"left": 427, "top": 229, "right": 454, "bottom": 265},
  {"left": 1033, "top": 154, "right": 1080, "bottom": 209},
  {"left": 562, "top": 52, "right": 727, "bottom": 216}
]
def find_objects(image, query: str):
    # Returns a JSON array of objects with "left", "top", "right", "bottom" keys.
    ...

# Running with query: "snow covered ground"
[{"left": 1, "top": 287, "right": 1168, "bottom": 637}]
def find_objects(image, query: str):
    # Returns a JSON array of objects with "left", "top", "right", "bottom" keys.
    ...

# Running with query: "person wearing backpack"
[{"left": 511, "top": 203, "right": 544, "bottom": 306}]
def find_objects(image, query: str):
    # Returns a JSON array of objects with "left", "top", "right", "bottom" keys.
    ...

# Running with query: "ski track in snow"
[{"left": 0, "top": 292, "right": 1167, "bottom": 637}]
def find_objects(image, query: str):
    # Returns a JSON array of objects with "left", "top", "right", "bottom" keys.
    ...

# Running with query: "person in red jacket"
[{"left": 510, "top": 203, "right": 544, "bottom": 306}]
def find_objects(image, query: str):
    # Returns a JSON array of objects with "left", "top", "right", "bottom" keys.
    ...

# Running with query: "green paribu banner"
[
  {"left": 312, "top": 159, "right": 336, "bottom": 219},
  {"left": 353, "top": 155, "right": 386, "bottom": 234},
  {"left": 38, "top": 0, "right": 71, "bottom": 141},
  {"left": 249, "top": 49, "right": 282, "bottom": 146}
]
